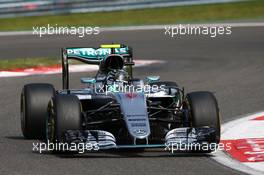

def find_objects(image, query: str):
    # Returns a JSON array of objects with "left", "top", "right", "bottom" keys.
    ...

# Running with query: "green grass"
[
  {"left": 0, "top": 58, "right": 60, "bottom": 70},
  {"left": 0, "top": 57, "right": 86, "bottom": 70},
  {"left": 0, "top": 0, "right": 264, "bottom": 31}
]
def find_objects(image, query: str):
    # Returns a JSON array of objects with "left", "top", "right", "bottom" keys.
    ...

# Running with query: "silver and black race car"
[{"left": 21, "top": 44, "right": 221, "bottom": 153}]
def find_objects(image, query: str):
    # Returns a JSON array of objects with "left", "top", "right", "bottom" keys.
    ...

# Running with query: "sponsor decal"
[
  {"left": 125, "top": 93, "right": 138, "bottom": 99},
  {"left": 133, "top": 129, "right": 147, "bottom": 135},
  {"left": 67, "top": 48, "right": 128, "bottom": 58}
]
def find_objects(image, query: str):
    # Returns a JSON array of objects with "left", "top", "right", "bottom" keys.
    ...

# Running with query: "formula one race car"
[{"left": 21, "top": 44, "right": 221, "bottom": 153}]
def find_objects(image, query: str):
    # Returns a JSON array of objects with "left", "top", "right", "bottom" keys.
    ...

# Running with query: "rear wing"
[{"left": 61, "top": 44, "right": 134, "bottom": 89}]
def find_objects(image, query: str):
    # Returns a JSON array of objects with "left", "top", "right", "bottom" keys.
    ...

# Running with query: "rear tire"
[
  {"left": 186, "top": 91, "right": 221, "bottom": 144},
  {"left": 21, "top": 83, "right": 55, "bottom": 139}
]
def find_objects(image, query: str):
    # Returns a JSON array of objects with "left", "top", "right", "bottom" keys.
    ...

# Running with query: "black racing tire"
[
  {"left": 21, "top": 83, "right": 55, "bottom": 139},
  {"left": 48, "top": 94, "right": 82, "bottom": 144},
  {"left": 186, "top": 91, "right": 221, "bottom": 144}
]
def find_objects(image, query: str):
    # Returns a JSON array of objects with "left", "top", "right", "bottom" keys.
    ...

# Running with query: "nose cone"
[{"left": 112, "top": 92, "right": 151, "bottom": 139}]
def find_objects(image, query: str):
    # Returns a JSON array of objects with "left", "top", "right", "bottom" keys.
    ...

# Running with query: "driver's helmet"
[{"left": 115, "top": 70, "right": 128, "bottom": 82}]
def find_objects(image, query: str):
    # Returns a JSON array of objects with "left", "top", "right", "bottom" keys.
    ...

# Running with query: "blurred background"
[
  {"left": 0, "top": 0, "right": 263, "bottom": 32},
  {"left": 0, "top": 0, "right": 243, "bottom": 18}
]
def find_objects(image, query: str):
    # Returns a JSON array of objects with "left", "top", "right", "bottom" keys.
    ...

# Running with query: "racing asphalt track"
[{"left": 0, "top": 26, "right": 264, "bottom": 175}]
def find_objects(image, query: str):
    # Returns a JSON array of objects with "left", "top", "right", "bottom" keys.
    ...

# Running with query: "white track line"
[
  {"left": 0, "top": 22, "right": 264, "bottom": 36},
  {"left": 212, "top": 111, "right": 264, "bottom": 175}
]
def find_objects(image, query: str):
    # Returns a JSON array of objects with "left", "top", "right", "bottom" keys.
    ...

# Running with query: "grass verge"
[
  {"left": 0, "top": 0, "right": 264, "bottom": 31},
  {"left": 0, "top": 58, "right": 60, "bottom": 70}
]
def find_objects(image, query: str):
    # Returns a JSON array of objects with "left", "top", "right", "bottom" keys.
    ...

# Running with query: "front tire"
[
  {"left": 47, "top": 94, "right": 82, "bottom": 144},
  {"left": 186, "top": 91, "right": 221, "bottom": 144},
  {"left": 21, "top": 83, "right": 55, "bottom": 139}
]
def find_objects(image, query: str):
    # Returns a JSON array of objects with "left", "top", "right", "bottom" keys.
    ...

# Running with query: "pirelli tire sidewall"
[
  {"left": 52, "top": 94, "right": 82, "bottom": 143},
  {"left": 186, "top": 91, "right": 221, "bottom": 144},
  {"left": 21, "top": 83, "right": 55, "bottom": 139}
]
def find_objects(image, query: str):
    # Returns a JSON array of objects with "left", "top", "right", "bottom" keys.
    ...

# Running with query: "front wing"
[{"left": 63, "top": 126, "right": 217, "bottom": 152}]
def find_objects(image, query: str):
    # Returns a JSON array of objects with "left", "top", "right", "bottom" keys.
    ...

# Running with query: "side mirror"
[{"left": 146, "top": 76, "right": 160, "bottom": 83}]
